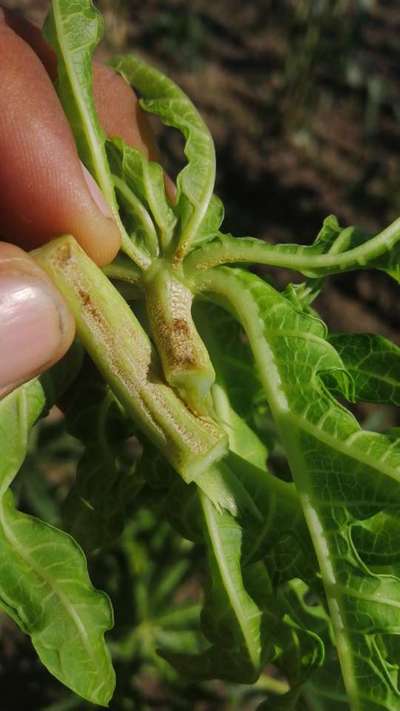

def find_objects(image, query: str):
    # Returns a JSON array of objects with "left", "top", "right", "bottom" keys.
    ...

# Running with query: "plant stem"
[
  {"left": 184, "top": 217, "right": 400, "bottom": 276},
  {"left": 144, "top": 260, "right": 215, "bottom": 414},
  {"left": 34, "top": 236, "right": 227, "bottom": 485}
]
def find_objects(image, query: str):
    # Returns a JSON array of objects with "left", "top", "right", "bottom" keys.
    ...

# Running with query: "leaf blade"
[
  {"left": 110, "top": 54, "right": 216, "bottom": 258},
  {"left": 107, "top": 137, "right": 176, "bottom": 253},
  {"left": 0, "top": 380, "right": 115, "bottom": 706},
  {"left": 43, "top": 0, "right": 149, "bottom": 269},
  {"left": 164, "top": 491, "right": 263, "bottom": 683},
  {"left": 0, "top": 492, "right": 115, "bottom": 706},
  {"left": 194, "top": 266, "right": 400, "bottom": 710},
  {"left": 328, "top": 333, "right": 400, "bottom": 406}
]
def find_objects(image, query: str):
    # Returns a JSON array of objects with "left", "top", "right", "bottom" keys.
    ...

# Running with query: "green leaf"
[
  {"left": 194, "top": 266, "right": 400, "bottom": 710},
  {"left": 301, "top": 669, "right": 351, "bottom": 711},
  {"left": 0, "top": 381, "right": 115, "bottom": 705},
  {"left": 107, "top": 137, "right": 176, "bottom": 253},
  {"left": 0, "top": 492, "right": 115, "bottom": 706},
  {"left": 162, "top": 444, "right": 314, "bottom": 585},
  {"left": 63, "top": 376, "right": 142, "bottom": 555},
  {"left": 0, "top": 379, "right": 45, "bottom": 496},
  {"left": 140, "top": 426, "right": 317, "bottom": 685},
  {"left": 40, "top": 340, "right": 84, "bottom": 411},
  {"left": 112, "top": 173, "right": 159, "bottom": 258},
  {"left": 228, "top": 453, "right": 315, "bottom": 583},
  {"left": 43, "top": 0, "right": 149, "bottom": 269},
  {"left": 110, "top": 512, "right": 202, "bottom": 663},
  {"left": 193, "top": 301, "right": 264, "bottom": 423},
  {"left": 164, "top": 492, "right": 263, "bottom": 683},
  {"left": 247, "top": 569, "right": 334, "bottom": 710},
  {"left": 328, "top": 333, "right": 400, "bottom": 406},
  {"left": 110, "top": 54, "right": 216, "bottom": 258},
  {"left": 158, "top": 449, "right": 316, "bottom": 684},
  {"left": 194, "top": 194, "right": 225, "bottom": 246},
  {"left": 193, "top": 300, "right": 315, "bottom": 579},
  {"left": 212, "top": 384, "right": 267, "bottom": 469}
]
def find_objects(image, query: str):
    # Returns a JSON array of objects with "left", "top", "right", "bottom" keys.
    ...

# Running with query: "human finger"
[
  {"left": 0, "top": 243, "right": 75, "bottom": 398},
  {"left": 0, "top": 11, "right": 121, "bottom": 265},
  {"left": 2, "top": 6, "right": 176, "bottom": 199}
]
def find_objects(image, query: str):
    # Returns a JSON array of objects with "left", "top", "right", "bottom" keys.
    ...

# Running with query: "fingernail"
[
  {"left": 0, "top": 273, "right": 70, "bottom": 392},
  {"left": 81, "top": 162, "right": 113, "bottom": 218}
]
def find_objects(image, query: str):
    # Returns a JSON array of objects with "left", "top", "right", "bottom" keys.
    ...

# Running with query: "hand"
[{"left": 0, "top": 6, "right": 157, "bottom": 398}]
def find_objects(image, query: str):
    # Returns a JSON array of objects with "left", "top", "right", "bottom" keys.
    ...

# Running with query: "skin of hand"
[{"left": 0, "top": 5, "right": 158, "bottom": 399}]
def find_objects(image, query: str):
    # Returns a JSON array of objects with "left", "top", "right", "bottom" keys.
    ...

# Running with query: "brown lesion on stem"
[
  {"left": 34, "top": 236, "right": 227, "bottom": 482},
  {"left": 145, "top": 263, "right": 216, "bottom": 414},
  {"left": 172, "top": 245, "right": 186, "bottom": 266},
  {"left": 158, "top": 318, "right": 197, "bottom": 369},
  {"left": 171, "top": 319, "right": 198, "bottom": 368}
]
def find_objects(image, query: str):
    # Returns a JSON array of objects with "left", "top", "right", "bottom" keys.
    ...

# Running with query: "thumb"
[{"left": 0, "top": 243, "right": 75, "bottom": 398}]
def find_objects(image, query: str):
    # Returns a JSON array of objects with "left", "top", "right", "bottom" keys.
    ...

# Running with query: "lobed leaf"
[
  {"left": 194, "top": 195, "right": 225, "bottom": 247},
  {"left": 0, "top": 381, "right": 115, "bottom": 705},
  {"left": 194, "top": 266, "right": 400, "bottom": 710},
  {"left": 63, "top": 375, "right": 142, "bottom": 555},
  {"left": 110, "top": 54, "right": 216, "bottom": 258},
  {"left": 107, "top": 137, "right": 176, "bottom": 254},
  {"left": 164, "top": 491, "right": 264, "bottom": 683},
  {"left": 256, "top": 576, "right": 336, "bottom": 710},
  {"left": 43, "top": 0, "right": 149, "bottom": 269},
  {"left": 0, "top": 491, "right": 115, "bottom": 706},
  {"left": 193, "top": 301, "right": 264, "bottom": 423},
  {"left": 193, "top": 299, "right": 314, "bottom": 579},
  {"left": 328, "top": 333, "right": 400, "bottom": 406}
]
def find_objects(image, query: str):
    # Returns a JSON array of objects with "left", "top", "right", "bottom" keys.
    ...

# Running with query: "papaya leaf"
[
  {"left": 193, "top": 301, "right": 264, "bottom": 424},
  {"left": 110, "top": 54, "right": 216, "bottom": 258},
  {"left": 194, "top": 266, "right": 400, "bottom": 710},
  {"left": 107, "top": 137, "right": 176, "bottom": 253},
  {"left": 256, "top": 576, "right": 334, "bottom": 710},
  {"left": 194, "top": 195, "right": 225, "bottom": 247},
  {"left": 63, "top": 376, "right": 143, "bottom": 555},
  {"left": 43, "top": 0, "right": 149, "bottom": 269},
  {"left": 163, "top": 491, "right": 264, "bottom": 683},
  {"left": 0, "top": 381, "right": 115, "bottom": 706},
  {"left": 328, "top": 333, "right": 400, "bottom": 406}
]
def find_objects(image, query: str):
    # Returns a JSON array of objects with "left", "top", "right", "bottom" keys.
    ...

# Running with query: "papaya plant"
[{"left": 3, "top": 1, "right": 400, "bottom": 708}]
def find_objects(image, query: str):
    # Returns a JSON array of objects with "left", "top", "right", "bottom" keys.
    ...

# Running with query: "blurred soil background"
[
  {"left": 12, "top": 0, "right": 400, "bottom": 339},
  {"left": 2, "top": 0, "right": 400, "bottom": 708},
  {"left": 9, "top": 0, "right": 400, "bottom": 342}
]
